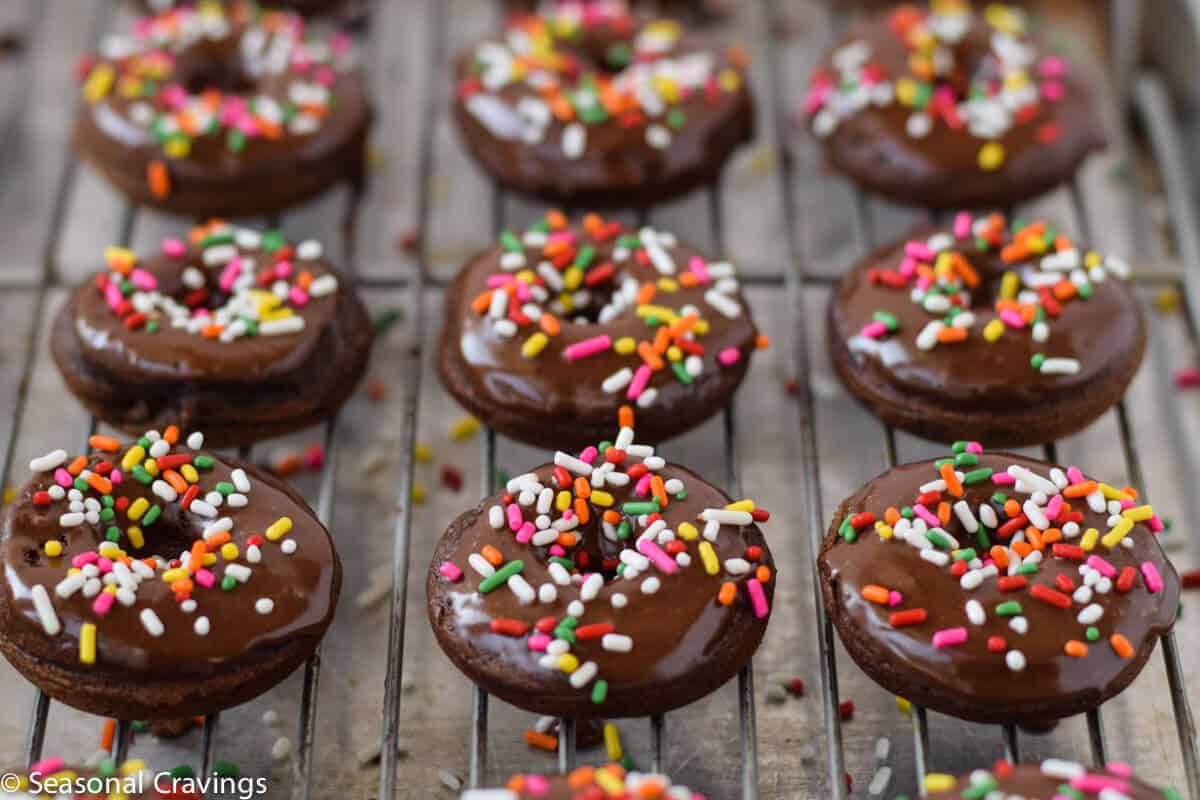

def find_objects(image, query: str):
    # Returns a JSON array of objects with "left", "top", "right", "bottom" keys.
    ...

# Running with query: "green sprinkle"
[
  {"left": 616, "top": 520, "right": 632, "bottom": 540},
  {"left": 142, "top": 504, "right": 161, "bottom": 527},
  {"left": 617, "top": 234, "right": 641, "bottom": 250},
  {"left": 100, "top": 507, "right": 115, "bottom": 522},
  {"left": 975, "top": 529, "right": 991, "bottom": 551},
  {"left": 97, "top": 759, "right": 117, "bottom": 778},
  {"left": 926, "top": 529, "right": 953, "bottom": 549},
  {"left": 102, "top": 495, "right": 114, "bottom": 508},
  {"left": 1016, "top": 562, "right": 1039, "bottom": 575},
  {"left": 963, "top": 467, "right": 994, "bottom": 484},
  {"left": 675, "top": 490, "right": 687, "bottom": 500},
  {"left": 954, "top": 452, "right": 979, "bottom": 467},
  {"left": 606, "top": 43, "right": 631, "bottom": 67},
  {"left": 194, "top": 455, "right": 215, "bottom": 469},
  {"left": 171, "top": 765, "right": 195, "bottom": 779},
  {"left": 262, "top": 231, "right": 287, "bottom": 253},
  {"left": 622, "top": 501, "right": 659, "bottom": 516},
  {"left": 995, "top": 601, "right": 1023, "bottom": 616},
  {"left": 671, "top": 361, "right": 693, "bottom": 385},
  {"left": 499, "top": 230, "right": 523, "bottom": 252},
  {"left": 132, "top": 465, "right": 153, "bottom": 485},
  {"left": 953, "top": 548, "right": 977, "bottom": 562},
  {"left": 574, "top": 246, "right": 596, "bottom": 269},
  {"left": 199, "top": 231, "right": 235, "bottom": 249},
  {"left": 131, "top": 720, "right": 149, "bottom": 732},
  {"left": 934, "top": 457, "right": 953, "bottom": 469},
  {"left": 73, "top": 476, "right": 89, "bottom": 491},
  {"left": 1031, "top": 352, "right": 1046, "bottom": 370},
  {"left": 145, "top": 321, "right": 159, "bottom": 333},
  {"left": 591, "top": 679, "right": 608, "bottom": 704},
  {"left": 215, "top": 481, "right": 236, "bottom": 496},
  {"left": 106, "top": 526, "right": 121, "bottom": 542},
  {"left": 900, "top": 506, "right": 915, "bottom": 519},
  {"left": 221, "top": 575, "right": 238, "bottom": 591},
  {"left": 962, "top": 778, "right": 997, "bottom": 800},
  {"left": 873, "top": 310, "right": 899, "bottom": 332},
  {"left": 227, "top": 128, "right": 246, "bottom": 153},
  {"left": 549, "top": 557, "right": 575, "bottom": 571},
  {"left": 991, "top": 493, "right": 1008, "bottom": 504},
  {"left": 1077, "top": 282, "right": 1093, "bottom": 299},
  {"left": 213, "top": 762, "right": 239, "bottom": 778},
  {"left": 667, "top": 108, "right": 687, "bottom": 130},
  {"left": 1085, "top": 626, "right": 1101, "bottom": 641},
  {"left": 478, "top": 560, "right": 524, "bottom": 593}
]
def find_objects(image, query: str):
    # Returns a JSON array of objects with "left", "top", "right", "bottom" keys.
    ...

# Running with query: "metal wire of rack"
[{"left": 760, "top": 0, "right": 1200, "bottom": 797}]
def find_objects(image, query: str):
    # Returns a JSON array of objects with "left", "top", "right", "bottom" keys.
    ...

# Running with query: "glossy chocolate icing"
[
  {"left": 428, "top": 457, "right": 774, "bottom": 719},
  {"left": 828, "top": 218, "right": 1144, "bottom": 446},
  {"left": 937, "top": 761, "right": 1171, "bottom": 799},
  {"left": 0, "top": 439, "right": 340, "bottom": 704},
  {"left": 464, "top": 765, "right": 704, "bottom": 799},
  {"left": 50, "top": 223, "right": 372, "bottom": 446},
  {"left": 437, "top": 218, "right": 760, "bottom": 450},
  {"left": 453, "top": 9, "right": 754, "bottom": 207},
  {"left": 807, "top": 3, "right": 1105, "bottom": 209},
  {"left": 819, "top": 453, "right": 1178, "bottom": 725},
  {"left": 75, "top": 2, "right": 371, "bottom": 218}
]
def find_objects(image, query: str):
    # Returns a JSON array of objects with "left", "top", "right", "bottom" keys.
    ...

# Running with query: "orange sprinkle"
[
  {"left": 162, "top": 425, "right": 179, "bottom": 445},
  {"left": 718, "top": 581, "right": 737, "bottom": 605},
  {"left": 573, "top": 497, "right": 590, "bottom": 524},
  {"left": 989, "top": 546, "right": 1010, "bottom": 569},
  {"left": 936, "top": 501, "right": 951, "bottom": 525},
  {"left": 636, "top": 283, "right": 657, "bottom": 306},
  {"left": 573, "top": 476, "right": 591, "bottom": 500},
  {"left": 67, "top": 456, "right": 88, "bottom": 476},
  {"left": 470, "top": 290, "right": 493, "bottom": 314},
  {"left": 163, "top": 470, "right": 188, "bottom": 494},
  {"left": 88, "top": 435, "right": 121, "bottom": 452},
  {"left": 650, "top": 475, "right": 668, "bottom": 507},
  {"left": 1011, "top": 540, "right": 1033, "bottom": 558},
  {"left": 201, "top": 324, "right": 223, "bottom": 339},
  {"left": 619, "top": 406, "right": 635, "bottom": 429},
  {"left": 1025, "top": 527, "right": 1044, "bottom": 551},
  {"left": 1063, "top": 480, "right": 1098, "bottom": 498},
  {"left": 949, "top": 253, "right": 979, "bottom": 287},
  {"left": 171, "top": 577, "right": 194, "bottom": 595},
  {"left": 861, "top": 585, "right": 890, "bottom": 605},
  {"left": 602, "top": 509, "right": 621, "bottom": 524},
  {"left": 1110, "top": 634, "right": 1134, "bottom": 659},
  {"left": 884, "top": 507, "right": 901, "bottom": 525},
  {"left": 937, "top": 326, "right": 967, "bottom": 344},
  {"left": 539, "top": 313, "right": 561, "bottom": 336},
  {"left": 1064, "top": 640, "right": 1088, "bottom": 658},
  {"left": 481, "top": 545, "right": 504, "bottom": 567},
  {"left": 939, "top": 462, "right": 963, "bottom": 497},
  {"left": 651, "top": 326, "right": 671, "bottom": 354},
  {"left": 297, "top": 271, "right": 313, "bottom": 290},
  {"left": 557, "top": 532, "right": 577, "bottom": 548},
  {"left": 545, "top": 210, "right": 568, "bottom": 230},
  {"left": 581, "top": 213, "right": 604, "bottom": 235},
  {"left": 1053, "top": 280, "right": 1077, "bottom": 301},
  {"left": 1003, "top": 499, "right": 1021, "bottom": 518},
  {"left": 524, "top": 730, "right": 558, "bottom": 751},
  {"left": 567, "top": 767, "right": 597, "bottom": 788},
  {"left": 204, "top": 530, "right": 231, "bottom": 548},
  {"left": 637, "top": 341, "right": 665, "bottom": 371},
  {"left": 148, "top": 160, "right": 171, "bottom": 199},
  {"left": 755, "top": 565, "right": 771, "bottom": 582},
  {"left": 100, "top": 718, "right": 116, "bottom": 750},
  {"left": 756, "top": 334, "right": 771, "bottom": 349},
  {"left": 85, "top": 473, "right": 113, "bottom": 495},
  {"left": 679, "top": 272, "right": 699, "bottom": 288},
  {"left": 667, "top": 314, "right": 698, "bottom": 339},
  {"left": 1042, "top": 528, "right": 1063, "bottom": 544}
]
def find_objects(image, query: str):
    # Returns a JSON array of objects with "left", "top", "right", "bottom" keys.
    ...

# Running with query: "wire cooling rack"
[{"left": 1, "top": 1, "right": 1199, "bottom": 798}]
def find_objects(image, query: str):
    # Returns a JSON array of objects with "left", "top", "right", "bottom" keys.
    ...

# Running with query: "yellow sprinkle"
[
  {"left": 978, "top": 141, "right": 1005, "bottom": 171},
  {"left": 181, "top": 464, "right": 199, "bottom": 483},
  {"left": 162, "top": 568, "right": 188, "bottom": 584},
  {"left": 127, "top": 497, "right": 150, "bottom": 522},
  {"left": 698, "top": 541, "right": 720, "bottom": 576},
  {"left": 652, "top": 75, "right": 680, "bottom": 103},
  {"left": 678, "top": 522, "right": 699, "bottom": 541},
  {"left": 82, "top": 64, "right": 115, "bottom": 102},
  {"left": 718, "top": 67, "right": 742, "bottom": 93},
  {"left": 557, "top": 653, "right": 579, "bottom": 673},
  {"left": 983, "top": 318, "right": 1005, "bottom": 342},
  {"left": 613, "top": 337, "right": 637, "bottom": 355},
  {"left": 666, "top": 345, "right": 682, "bottom": 362},
  {"left": 563, "top": 265, "right": 584, "bottom": 291},
  {"left": 163, "top": 137, "right": 191, "bottom": 159},
  {"left": 2, "top": 487, "right": 13, "bottom": 506},
  {"left": 1121, "top": 504, "right": 1154, "bottom": 522},
  {"left": 635, "top": 305, "right": 679, "bottom": 323},
  {"left": 104, "top": 246, "right": 137, "bottom": 269},
  {"left": 220, "top": 543, "right": 239, "bottom": 561},
  {"left": 103, "top": 584, "right": 118, "bottom": 596},
  {"left": 1099, "top": 483, "right": 1130, "bottom": 501},
  {"left": 521, "top": 332, "right": 549, "bottom": 358},
  {"left": 261, "top": 307, "right": 294, "bottom": 322},
  {"left": 875, "top": 521, "right": 893, "bottom": 540},
  {"left": 414, "top": 443, "right": 434, "bottom": 463},
  {"left": 266, "top": 517, "right": 293, "bottom": 542},
  {"left": 1080, "top": 527, "right": 1099, "bottom": 551},
  {"left": 44, "top": 540, "right": 63, "bottom": 557},
  {"left": 203, "top": 553, "right": 217, "bottom": 567},
  {"left": 895, "top": 696, "right": 911, "bottom": 716},
  {"left": 450, "top": 415, "right": 480, "bottom": 441},
  {"left": 895, "top": 77, "right": 919, "bottom": 107},
  {"left": 1154, "top": 287, "right": 1180, "bottom": 313},
  {"left": 656, "top": 277, "right": 679, "bottom": 293},
  {"left": 594, "top": 769, "right": 625, "bottom": 795},
  {"left": 412, "top": 481, "right": 426, "bottom": 505},
  {"left": 119, "top": 75, "right": 143, "bottom": 98},
  {"left": 726, "top": 499, "right": 755, "bottom": 512},
  {"left": 143, "top": 458, "right": 159, "bottom": 477},
  {"left": 555, "top": 491, "right": 572, "bottom": 512},
  {"left": 515, "top": 269, "right": 536, "bottom": 284},
  {"left": 925, "top": 773, "right": 957, "bottom": 793},
  {"left": 1101, "top": 517, "right": 1135, "bottom": 549},
  {"left": 556, "top": 292, "right": 575, "bottom": 313},
  {"left": 98, "top": 541, "right": 124, "bottom": 559},
  {"left": 121, "top": 445, "right": 146, "bottom": 471},
  {"left": 984, "top": 2, "right": 1025, "bottom": 35},
  {"left": 127, "top": 526, "right": 144, "bottom": 550},
  {"left": 80, "top": 623, "right": 97, "bottom": 664},
  {"left": 603, "top": 723, "right": 622, "bottom": 761},
  {"left": 590, "top": 490, "right": 614, "bottom": 507},
  {"left": 119, "top": 759, "right": 146, "bottom": 777},
  {"left": 693, "top": 319, "right": 709, "bottom": 335},
  {"left": 999, "top": 271, "right": 1020, "bottom": 301}
]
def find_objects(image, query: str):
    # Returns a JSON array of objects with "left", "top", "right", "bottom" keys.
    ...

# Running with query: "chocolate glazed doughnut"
[
  {"left": 0, "top": 429, "right": 341, "bottom": 720},
  {"left": 438, "top": 213, "right": 764, "bottom": 451},
  {"left": 51, "top": 222, "right": 373, "bottom": 448},
  {"left": 804, "top": 1, "right": 1104, "bottom": 210},
  {"left": 827, "top": 213, "right": 1144, "bottom": 447},
  {"left": 428, "top": 417, "right": 775, "bottom": 719},
  {"left": 932, "top": 760, "right": 1176, "bottom": 798},
  {"left": 463, "top": 764, "right": 706, "bottom": 799},
  {"left": 135, "top": 0, "right": 370, "bottom": 27},
  {"left": 75, "top": 2, "right": 371, "bottom": 218},
  {"left": 820, "top": 451, "right": 1178, "bottom": 726},
  {"left": 454, "top": 6, "right": 754, "bottom": 208}
]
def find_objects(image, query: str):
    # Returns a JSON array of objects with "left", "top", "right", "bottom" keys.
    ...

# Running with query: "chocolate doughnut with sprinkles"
[
  {"left": 461, "top": 763, "right": 706, "bottom": 799},
  {"left": 0, "top": 427, "right": 341, "bottom": 720},
  {"left": 75, "top": 1, "right": 371, "bottom": 218},
  {"left": 438, "top": 212, "right": 766, "bottom": 451},
  {"left": 827, "top": 212, "right": 1144, "bottom": 447},
  {"left": 454, "top": 3, "right": 754, "bottom": 207},
  {"left": 804, "top": 1, "right": 1104, "bottom": 209},
  {"left": 926, "top": 759, "right": 1179, "bottom": 798},
  {"left": 50, "top": 221, "right": 372, "bottom": 447},
  {"left": 819, "top": 448, "right": 1178, "bottom": 726},
  {"left": 427, "top": 410, "right": 775, "bottom": 719}
]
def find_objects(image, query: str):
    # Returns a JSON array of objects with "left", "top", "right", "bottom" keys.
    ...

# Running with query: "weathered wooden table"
[{"left": 1, "top": 1, "right": 1199, "bottom": 797}]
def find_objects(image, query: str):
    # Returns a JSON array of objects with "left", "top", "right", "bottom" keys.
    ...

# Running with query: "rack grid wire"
[{"left": 0, "top": 0, "right": 1198, "bottom": 798}]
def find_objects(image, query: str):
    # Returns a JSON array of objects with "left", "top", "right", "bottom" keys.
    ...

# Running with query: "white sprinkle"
[
  {"left": 538, "top": 583, "right": 557, "bottom": 604},
  {"left": 226, "top": 563, "right": 252, "bottom": 583},
  {"left": 602, "top": 368, "right": 634, "bottom": 394},
  {"left": 271, "top": 737, "right": 293, "bottom": 761},
  {"left": 953, "top": 501, "right": 979, "bottom": 533},
  {"left": 641, "top": 576, "right": 661, "bottom": 594},
  {"left": 281, "top": 539, "right": 298, "bottom": 555},
  {"left": 29, "top": 449, "right": 68, "bottom": 472},
  {"left": 140, "top": 608, "right": 165, "bottom": 637},
  {"left": 602, "top": 634, "right": 633, "bottom": 652},
  {"left": 611, "top": 593, "right": 628, "bottom": 608},
  {"left": 920, "top": 549, "right": 950, "bottom": 567},
  {"left": 567, "top": 600, "right": 584, "bottom": 618},
  {"left": 59, "top": 512, "right": 85, "bottom": 528},
  {"left": 256, "top": 598, "right": 275, "bottom": 615},
  {"left": 297, "top": 240, "right": 323, "bottom": 260},
  {"left": 966, "top": 599, "right": 986, "bottom": 625},
  {"left": 868, "top": 765, "right": 892, "bottom": 797},
  {"left": 187, "top": 432, "right": 205, "bottom": 450},
  {"left": 189, "top": 500, "right": 218, "bottom": 518},
  {"left": 548, "top": 562, "right": 571, "bottom": 586},
  {"left": 507, "top": 574, "right": 535, "bottom": 605},
  {"left": 569, "top": 661, "right": 598, "bottom": 688},
  {"left": 31, "top": 585, "right": 60, "bottom": 636},
  {"left": 1023, "top": 499, "right": 1051, "bottom": 530},
  {"left": 231, "top": 468, "right": 251, "bottom": 493},
  {"left": 488, "top": 505, "right": 505, "bottom": 529},
  {"left": 700, "top": 509, "right": 753, "bottom": 526},
  {"left": 1007, "top": 465, "right": 1058, "bottom": 496},
  {"left": 1009, "top": 616, "right": 1029, "bottom": 634},
  {"left": 562, "top": 123, "right": 586, "bottom": 158},
  {"left": 152, "top": 480, "right": 178, "bottom": 502},
  {"left": 874, "top": 737, "right": 891, "bottom": 764},
  {"left": 1040, "top": 357, "right": 1081, "bottom": 375},
  {"left": 724, "top": 558, "right": 752, "bottom": 576},
  {"left": 553, "top": 451, "right": 593, "bottom": 476},
  {"left": 194, "top": 616, "right": 211, "bottom": 636},
  {"left": 580, "top": 573, "right": 603, "bottom": 602},
  {"left": 1006, "top": 650, "right": 1026, "bottom": 671},
  {"left": 469, "top": 554, "right": 496, "bottom": 577},
  {"left": 246, "top": 545, "right": 263, "bottom": 564},
  {"left": 149, "top": 439, "right": 170, "bottom": 459}
]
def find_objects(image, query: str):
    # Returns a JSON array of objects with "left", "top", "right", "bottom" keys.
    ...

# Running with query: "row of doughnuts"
[{"left": 0, "top": 1, "right": 1182, "bottom": 798}]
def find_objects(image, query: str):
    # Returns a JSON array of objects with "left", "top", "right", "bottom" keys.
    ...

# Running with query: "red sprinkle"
[
  {"left": 838, "top": 700, "right": 854, "bottom": 721},
  {"left": 32, "top": 491, "right": 52, "bottom": 507},
  {"left": 575, "top": 623, "right": 615, "bottom": 640},
  {"left": 889, "top": 608, "right": 927, "bottom": 627},
  {"left": 849, "top": 512, "right": 876, "bottom": 529},
  {"left": 440, "top": 465, "right": 463, "bottom": 492},
  {"left": 998, "top": 514, "right": 1028, "bottom": 539},
  {"left": 1181, "top": 570, "right": 1200, "bottom": 589},
  {"left": 552, "top": 466, "right": 571, "bottom": 488},
  {"left": 534, "top": 616, "right": 557, "bottom": 634},
  {"left": 751, "top": 508, "right": 770, "bottom": 522},
  {"left": 180, "top": 485, "right": 200, "bottom": 509},
  {"left": 1116, "top": 566, "right": 1137, "bottom": 593},
  {"left": 997, "top": 575, "right": 1027, "bottom": 592},
  {"left": 1030, "top": 583, "right": 1071, "bottom": 609},
  {"left": 1054, "top": 573, "right": 1076, "bottom": 594},
  {"left": 744, "top": 546, "right": 762, "bottom": 561},
  {"left": 986, "top": 636, "right": 1007, "bottom": 653},
  {"left": 1051, "top": 543, "right": 1085, "bottom": 561},
  {"left": 490, "top": 618, "right": 528, "bottom": 637},
  {"left": 785, "top": 678, "right": 805, "bottom": 697}
]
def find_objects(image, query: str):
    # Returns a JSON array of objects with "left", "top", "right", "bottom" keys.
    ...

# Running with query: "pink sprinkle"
[
  {"left": 548, "top": 545, "right": 566, "bottom": 557},
  {"left": 194, "top": 568, "right": 215, "bottom": 589},
  {"left": 802, "top": 84, "right": 830, "bottom": 115},
  {"left": 1039, "top": 56, "right": 1068, "bottom": 78},
  {"left": 1000, "top": 309, "right": 1026, "bottom": 329},
  {"left": 915, "top": 274, "right": 933, "bottom": 291},
  {"left": 1118, "top": 497, "right": 1134, "bottom": 510},
  {"left": 92, "top": 591, "right": 115, "bottom": 616},
  {"left": 104, "top": 282, "right": 125, "bottom": 311},
  {"left": 274, "top": 260, "right": 293, "bottom": 278},
  {"left": 932, "top": 627, "right": 968, "bottom": 648},
  {"left": 313, "top": 65, "right": 336, "bottom": 87},
  {"left": 899, "top": 257, "right": 918, "bottom": 277},
  {"left": 1149, "top": 515, "right": 1164, "bottom": 533},
  {"left": 563, "top": 334, "right": 611, "bottom": 361},
  {"left": 1041, "top": 81, "right": 1064, "bottom": 102},
  {"left": 1175, "top": 367, "right": 1200, "bottom": 388},
  {"left": 860, "top": 321, "right": 888, "bottom": 339},
  {"left": 562, "top": 509, "right": 574, "bottom": 521},
  {"left": 516, "top": 522, "right": 535, "bottom": 544},
  {"left": 288, "top": 286, "right": 309, "bottom": 306},
  {"left": 1142, "top": 562, "right": 1164, "bottom": 593},
  {"left": 718, "top": 347, "right": 741, "bottom": 366},
  {"left": 514, "top": 281, "right": 532, "bottom": 302},
  {"left": 96, "top": 557, "right": 113, "bottom": 574},
  {"left": 527, "top": 633, "right": 550, "bottom": 651},
  {"left": 904, "top": 241, "right": 934, "bottom": 262},
  {"left": 992, "top": 472, "right": 1015, "bottom": 486},
  {"left": 161, "top": 83, "right": 188, "bottom": 110},
  {"left": 525, "top": 776, "right": 551, "bottom": 794},
  {"left": 330, "top": 31, "right": 351, "bottom": 54},
  {"left": 162, "top": 237, "right": 187, "bottom": 258},
  {"left": 578, "top": 446, "right": 598, "bottom": 464},
  {"left": 72, "top": 552, "right": 99, "bottom": 569},
  {"left": 746, "top": 579, "right": 770, "bottom": 619},
  {"left": 55, "top": 468, "right": 73, "bottom": 488},
  {"left": 1070, "top": 775, "right": 1129, "bottom": 794},
  {"left": 965, "top": 441, "right": 983, "bottom": 455},
  {"left": 130, "top": 268, "right": 157, "bottom": 291},
  {"left": 506, "top": 503, "right": 523, "bottom": 532},
  {"left": 218, "top": 256, "right": 243, "bottom": 292},
  {"left": 637, "top": 538, "right": 679, "bottom": 575},
  {"left": 626, "top": 364, "right": 652, "bottom": 400},
  {"left": 110, "top": 469, "right": 122, "bottom": 485},
  {"left": 486, "top": 274, "right": 514, "bottom": 289},
  {"left": 1105, "top": 762, "right": 1134, "bottom": 778},
  {"left": 438, "top": 561, "right": 463, "bottom": 581},
  {"left": 547, "top": 230, "right": 576, "bottom": 245},
  {"left": 913, "top": 504, "right": 940, "bottom": 528},
  {"left": 1067, "top": 466, "right": 1086, "bottom": 484},
  {"left": 29, "top": 757, "right": 64, "bottom": 776},
  {"left": 1045, "top": 494, "right": 1063, "bottom": 521},
  {"left": 1087, "top": 555, "right": 1117, "bottom": 579},
  {"left": 688, "top": 256, "right": 710, "bottom": 284},
  {"left": 887, "top": 590, "right": 903, "bottom": 607},
  {"left": 634, "top": 474, "right": 652, "bottom": 498},
  {"left": 953, "top": 212, "right": 973, "bottom": 239}
]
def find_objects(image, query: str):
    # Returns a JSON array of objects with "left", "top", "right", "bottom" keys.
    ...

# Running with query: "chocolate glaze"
[
  {"left": 940, "top": 762, "right": 1169, "bottom": 799},
  {"left": 0, "top": 443, "right": 340, "bottom": 720},
  {"left": 75, "top": 3, "right": 371, "bottom": 218},
  {"left": 807, "top": 4, "right": 1105, "bottom": 210},
  {"left": 51, "top": 226, "right": 372, "bottom": 447},
  {"left": 828, "top": 221, "right": 1144, "bottom": 447},
  {"left": 819, "top": 453, "right": 1178, "bottom": 725},
  {"left": 437, "top": 220, "right": 760, "bottom": 451},
  {"left": 453, "top": 11, "right": 754, "bottom": 208},
  {"left": 428, "top": 462, "right": 774, "bottom": 719}
]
